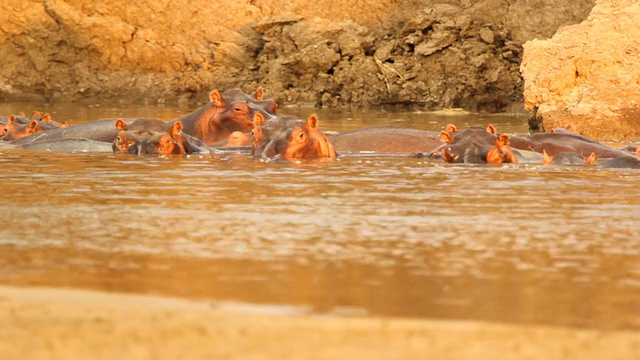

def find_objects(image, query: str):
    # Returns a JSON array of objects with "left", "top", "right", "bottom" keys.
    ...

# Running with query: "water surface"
[{"left": 1, "top": 101, "right": 639, "bottom": 331}]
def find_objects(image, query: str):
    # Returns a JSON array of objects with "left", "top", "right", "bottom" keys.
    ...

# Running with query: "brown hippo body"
[
  {"left": 18, "top": 138, "right": 114, "bottom": 153},
  {"left": 330, "top": 126, "right": 442, "bottom": 155},
  {"left": 509, "top": 132, "right": 628, "bottom": 159},
  {"left": 598, "top": 155, "right": 640, "bottom": 169}
]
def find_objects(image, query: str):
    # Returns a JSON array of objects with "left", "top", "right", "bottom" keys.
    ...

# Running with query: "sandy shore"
[{"left": 0, "top": 285, "right": 638, "bottom": 360}]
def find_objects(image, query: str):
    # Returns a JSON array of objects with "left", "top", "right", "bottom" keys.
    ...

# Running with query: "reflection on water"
[{"left": 0, "top": 102, "right": 639, "bottom": 331}]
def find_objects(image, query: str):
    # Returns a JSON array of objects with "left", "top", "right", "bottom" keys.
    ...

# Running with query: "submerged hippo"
[
  {"left": 597, "top": 148, "right": 640, "bottom": 169},
  {"left": 542, "top": 149, "right": 596, "bottom": 165},
  {"left": 254, "top": 113, "right": 336, "bottom": 160},
  {"left": 18, "top": 138, "right": 114, "bottom": 153},
  {"left": 112, "top": 118, "right": 206, "bottom": 155},
  {"left": 509, "top": 132, "right": 629, "bottom": 159},
  {"left": 329, "top": 126, "right": 445, "bottom": 155},
  {"left": 11, "top": 118, "right": 137, "bottom": 146},
  {"left": 2, "top": 114, "right": 67, "bottom": 141},
  {"left": 430, "top": 124, "right": 498, "bottom": 163}
]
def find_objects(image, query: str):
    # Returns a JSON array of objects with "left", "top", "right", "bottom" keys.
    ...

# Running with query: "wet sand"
[{"left": 0, "top": 286, "right": 638, "bottom": 360}]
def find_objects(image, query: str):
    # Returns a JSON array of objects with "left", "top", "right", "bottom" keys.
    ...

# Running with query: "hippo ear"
[
  {"left": 253, "top": 112, "right": 266, "bottom": 126},
  {"left": 542, "top": 149, "right": 553, "bottom": 165},
  {"left": 209, "top": 90, "right": 224, "bottom": 108},
  {"left": 566, "top": 124, "right": 577, "bottom": 133},
  {"left": 59, "top": 121, "right": 69, "bottom": 128},
  {"left": 26, "top": 120, "right": 39, "bottom": 134},
  {"left": 498, "top": 133, "right": 510, "bottom": 146},
  {"left": 486, "top": 124, "right": 497, "bottom": 134},
  {"left": 255, "top": 87, "right": 263, "bottom": 100},
  {"left": 115, "top": 119, "right": 127, "bottom": 131},
  {"left": 7, "top": 115, "right": 15, "bottom": 124},
  {"left": 440, "top": 131, "right": 453, "bottom": 144},
  {"left": 445, "top": 124, "right": 458, "bottom": 132},
  {"left": 19, "top": 112, "right": 26, "bottom": 117},
  {"left": 31, "top": 111, "right": 41, "bottom": 119},
  {"left": 305, "top": 114, "right": 319, "bottom": 130},
  {"left": 585, "top": 152, "right": 596, "bottom": 165},
  {"left": 41, "top": 113, "right": 52, "bottom": 122},
  {"left": 170, "top": 121, "right": 183, "bottom": 137}
]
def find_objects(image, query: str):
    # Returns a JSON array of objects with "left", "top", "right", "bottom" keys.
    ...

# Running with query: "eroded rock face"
[
  {"left": 0, "top": 0, "right": 594, "bottom": 111},
  {"left": 521, "top": 0, "right": 640, "bottom": 140}
]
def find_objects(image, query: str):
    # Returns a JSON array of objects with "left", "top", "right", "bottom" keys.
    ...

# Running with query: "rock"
[{"left": 521, "top": 0, "right": 640, "bottom": 140}]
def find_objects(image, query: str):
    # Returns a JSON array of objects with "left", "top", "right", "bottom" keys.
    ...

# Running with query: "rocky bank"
[
  {"left": 521, "top": 0, "right": 640, "bottom": 140},
  {"left": 0, "top": 0, "right": 593, "bottom": 112}
]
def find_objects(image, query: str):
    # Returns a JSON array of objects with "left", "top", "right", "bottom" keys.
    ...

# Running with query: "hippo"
[
  {"left": 11, "top": 118, "right": 137, "bottom": 146},
  {"left": 426, "top": 124, "right": 498, "bottom": 162},
  {"left": 18, "top": 138, "right": 114, "bottom": 153},
  {"left": 219, "top": 131, "right": 253, "bottom": 147},
  {"left": 1, "top": 111, "right": 67, "bottom": 133},
  {"left": 222, "top": 88, "right": 278, "bottom": 115},
  {"left": 169, "top": 88, "right": 277, "bottom": 145},
  {"left": 485, "top": 134, "right": 518, "bottom": 164},
  {"left": 508, "top": 132, "right": 629, "bottom": 159},
  {"left": 11, "top": 87, "right": 275, "bottom": 148},
  {"left": 1, "top": 115, "right": 64, "bottom": 141},
  {"left": 542, "top": 149, "right": 596, "bottom": 165},
  {"left": 597, "top": 147, "right": 640, "bottom": 169},
  {"left": 434, "top": 125, "right": 520, "bottom": 164},
  {"left": 254, "top": 113, "right": 337, "bottom": 160},
  {"left": 329, "top": 126, "right": 444, "bottom": 155},
  {"left": 2, "top": 116, "right": 41, "bottom": 141},
  {"left": 112, "top": 118, "right": 206, "bottom": 155},
  {"left": 598, "top": 155, "right": 640, "bottom": 169}
]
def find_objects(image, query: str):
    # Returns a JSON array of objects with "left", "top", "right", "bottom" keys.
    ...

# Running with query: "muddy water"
[{"left": 0, "top": 101, "right": 639, "bottom": 331}]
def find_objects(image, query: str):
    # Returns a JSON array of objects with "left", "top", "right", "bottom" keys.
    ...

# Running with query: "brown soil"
[
  {"left": 0, "top": 0, "right": 594, "bottom": 111},
  {"left": 1, "top": 285, "right": 638, "bottom": 360}
]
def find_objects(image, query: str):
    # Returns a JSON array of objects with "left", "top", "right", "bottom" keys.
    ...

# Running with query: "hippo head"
[
  {"left": 2, "top": 116, "right": 42, "bottom": 141},
  {"left": 112, "top": 118, "right": 188, "bottom": 155},
  {"left": 485, "top": 134, "right": 518, "bottom": 164},
  {"left": 205, "top": 90, "right": 255, "bottom": 143},
  {"left": 222, "top": 87, "right": 278, "bottom": 115},
  {"left": 435, "top": 124, "right": 498, "bottom": 162},
  {"left": 113, "top": 131, "right": 181, "bottom": 155},
  {"left": 255, "top": 114, "right": 337, "bottom": 160}
]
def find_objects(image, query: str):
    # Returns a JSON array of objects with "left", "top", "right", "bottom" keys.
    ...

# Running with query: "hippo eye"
[{"left": 116, "top": 136, "right": 121, "bottom": 142}]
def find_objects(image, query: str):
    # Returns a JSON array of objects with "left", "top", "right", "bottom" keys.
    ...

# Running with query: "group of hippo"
[{"left": 1, "top": 88, "right": 639, "bottom": 169}]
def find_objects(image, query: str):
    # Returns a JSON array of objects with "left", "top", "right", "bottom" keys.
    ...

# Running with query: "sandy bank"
[{"left": 0, "top": 285, "right": 638, "bottom": 360}]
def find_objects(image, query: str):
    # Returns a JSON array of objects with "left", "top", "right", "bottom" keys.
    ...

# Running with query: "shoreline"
[{"left": 1, "top": 285, "right": 638, "bottom": 360}]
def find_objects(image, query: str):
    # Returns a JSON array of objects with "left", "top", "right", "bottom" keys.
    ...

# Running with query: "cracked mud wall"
[{"left": 0, "top": 0, "right": 594, "bottom": 111}]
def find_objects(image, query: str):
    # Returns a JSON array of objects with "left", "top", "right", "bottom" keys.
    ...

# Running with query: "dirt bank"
[
  {"left": 0, "top": 0, "right": 594, "bottom": 111},
  {"left": 0, "top": 285, "right": 638, "bottom": 360}
]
